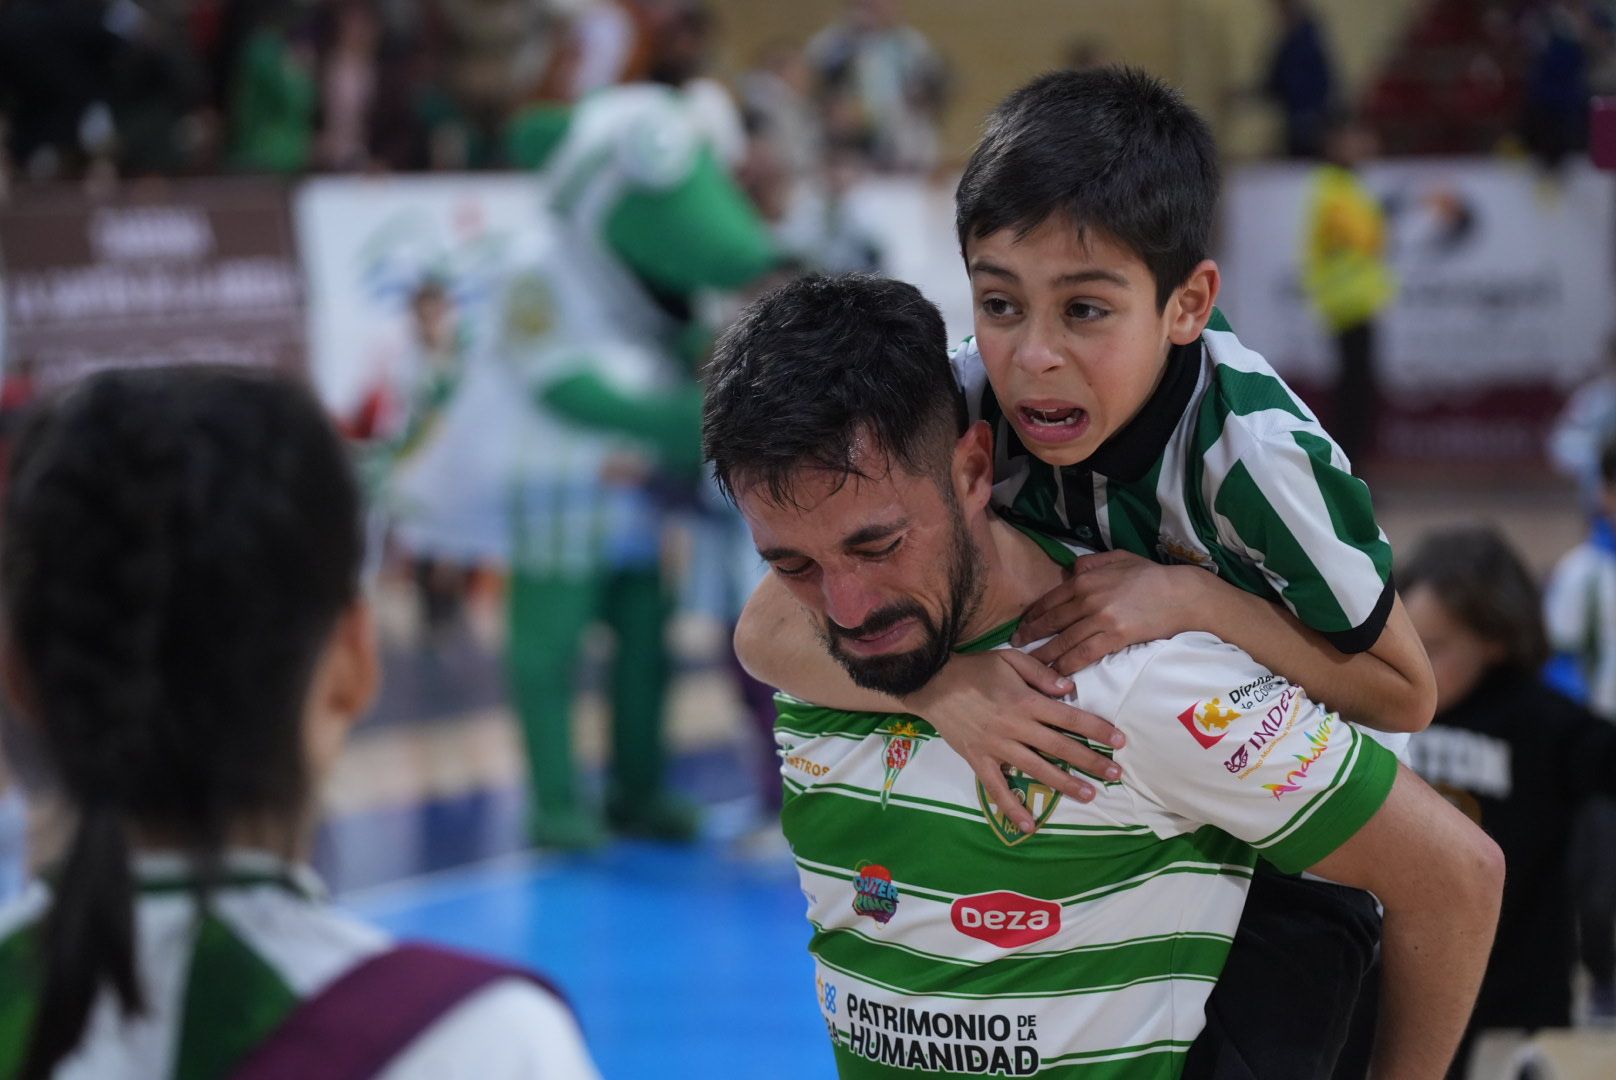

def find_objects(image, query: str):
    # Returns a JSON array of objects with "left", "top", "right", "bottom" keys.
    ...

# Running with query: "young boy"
[{"left": 738, "top": 67, "right": 1436, "bottom": 1077}]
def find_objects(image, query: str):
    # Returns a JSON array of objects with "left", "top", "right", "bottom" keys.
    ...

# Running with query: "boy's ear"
[
  {"left": 1167, "top": 259, "right": 1221, "bottom": 346},
  {"left": 953, "top": 421, "right": 995, "bottom": 512}
]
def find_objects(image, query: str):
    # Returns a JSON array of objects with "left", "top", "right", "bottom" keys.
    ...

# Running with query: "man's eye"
[
  {"left": 856, "top": 538, "right": 902, "bottom": 560},
  {"left": 774, "top": 560, "right": 814, "bottom": 578}
]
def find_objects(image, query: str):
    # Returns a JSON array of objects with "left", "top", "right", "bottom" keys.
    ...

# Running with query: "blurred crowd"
[{"left": 0, "top": 0, "right": 948, "bottom": 190}]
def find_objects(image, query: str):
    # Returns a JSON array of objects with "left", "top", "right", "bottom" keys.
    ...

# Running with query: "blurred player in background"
[
  {"left": 1543, "top": 438, "right": 1616, "bottom": 1022},
  {"left": 485, "top": 55, "right": 779, "bottom": 847}
]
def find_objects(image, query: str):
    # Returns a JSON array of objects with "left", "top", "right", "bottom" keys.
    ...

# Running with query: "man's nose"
[{"left": 822, "top": 572, "right": 884, "bottom": 632}]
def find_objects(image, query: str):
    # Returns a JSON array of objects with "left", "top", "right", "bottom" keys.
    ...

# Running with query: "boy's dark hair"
[
  {"left": 955, "top": 66, "right": 1219, "bottom": 309},
  {"left": 704, "top": 273, "right": 967, "bottom": 506},
  {"left": 3, "top": 366, "right": 363, "bottom": 1079},
  {"left": 1401, "top": 525, "right": 1548, "bottom": 675}
]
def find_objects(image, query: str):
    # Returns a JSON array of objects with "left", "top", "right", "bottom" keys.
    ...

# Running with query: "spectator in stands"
[
  {"left": 739, "top": 38, "right": 822, "bottom": 178},
  {"left": 1402, "top": 526, "right": 1616, "bottom": 1067},
  {"left": 806, "top": 0, "right": 948, "bottom": 173},
  {"left": 316, "top": 1, "right": 381, "bottom": 171},
  {"left": 1301, "top": 113, "right": 1395, "bottom": 470},
  {"left": 227, "top": 9, "right": 317, "bottom": 174},
  {"left": 1263, "top": 0, "right": 1337, "bottom": 159},
  {"left": 0, "top": 367, "right": 599, "bottom": 1078},
  {"left": 0, "top": 0, "right": 121, "bottom": 180},
  {"left": 1543, "top": 437, "right": 1616, "bottom": 1021},
  {"left": 1519, "top": 0, "right": 1601, "bottom": 170}
]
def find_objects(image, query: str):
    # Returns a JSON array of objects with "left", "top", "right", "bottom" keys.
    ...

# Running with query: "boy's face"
[{"left": 967, "top": 217, "right": 1210, "bottom": 468}]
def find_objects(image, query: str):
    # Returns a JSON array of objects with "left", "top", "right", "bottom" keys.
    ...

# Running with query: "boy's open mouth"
[
  {"left": 1016, "top": 402, "right": 1091, "bottom": 444},
  {"left": 1021, "top": 406, "right": 1084, "bottom": 427}
]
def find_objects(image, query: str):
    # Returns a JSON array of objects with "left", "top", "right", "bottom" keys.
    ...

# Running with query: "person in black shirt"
[{"left": 1400, "top": 525, "right": 1616, "bottom": 1075}]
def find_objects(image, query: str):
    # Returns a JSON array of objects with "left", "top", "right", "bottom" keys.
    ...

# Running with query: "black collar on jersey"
[{"left": 1081, "top": 338, "right": 1201, "bottom": 482}]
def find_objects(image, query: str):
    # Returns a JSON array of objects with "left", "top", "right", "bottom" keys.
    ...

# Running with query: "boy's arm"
[
  {"left": 1015, "top": 550, "right": 1436, "bottom": 733},
  {"left": 1308, "top": 767, "right": 1504, "bottom": 1079},
  {"left": 735, "top": 573, "right": 1127, "bottom": 834}
]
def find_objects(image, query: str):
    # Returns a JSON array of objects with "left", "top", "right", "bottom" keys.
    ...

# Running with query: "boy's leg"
[
  {"left": 1182, "top": 865, "right": 1381, "bottom": 1080},
  {"left": 602, "top": 563, "right": 699, "bottom": 841},
  {"left": 507, "top": 569, "right": 608, "bottom": 848}
]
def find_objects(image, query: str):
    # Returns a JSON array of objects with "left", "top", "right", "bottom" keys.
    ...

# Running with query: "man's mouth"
[{"left": 840, "top": 617, "right": 917, "bottom": 655}]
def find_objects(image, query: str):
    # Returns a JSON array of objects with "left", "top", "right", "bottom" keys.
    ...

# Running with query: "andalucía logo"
[
  {"left": 852, "top": 863, "right": 900, "bottom": 924},
  {"left": 1178, "top": 697, "right": 1240, "bottom": 749},
  {"left": 879, "top": 720, "right": 927, "bottom": 808},
  {"left": 1262, "top": 713, "right": 1335, "bottom": 799}
]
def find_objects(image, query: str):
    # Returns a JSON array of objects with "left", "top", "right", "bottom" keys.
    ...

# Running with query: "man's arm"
[
  {"left": 1016, "top": 550, "right": 1437, "bottom": 733},
  {"left": 735, "top": 572, "right": 1127, "bottom": 833},
  {"left": 1308, "top": 766, "right": 1505, "bottom": 1080}
]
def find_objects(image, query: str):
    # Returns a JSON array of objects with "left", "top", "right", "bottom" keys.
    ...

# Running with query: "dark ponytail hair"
[{"left": 1, "top": 366, "right": 363, "bottom": 1078}]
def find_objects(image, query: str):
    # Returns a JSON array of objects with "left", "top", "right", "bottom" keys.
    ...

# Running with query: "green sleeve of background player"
[
  {"left": 538, "top": 373, "right": 705, "bottom": 476},
  {"left": 605, "top": 150, "right": 780, "bottom": 294}
]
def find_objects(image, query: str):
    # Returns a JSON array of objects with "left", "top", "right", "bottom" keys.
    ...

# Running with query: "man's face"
[
  {"left": 738, "top": 447, "right": 984, "bottom": 696},
  {"left": 967, "top": 217, "right": 1188, "bottom": 468}
]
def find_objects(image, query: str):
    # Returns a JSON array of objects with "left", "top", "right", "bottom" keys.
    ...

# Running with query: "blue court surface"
[{"left": 344, "top": 840, "right": 834, "bottom": 1079}]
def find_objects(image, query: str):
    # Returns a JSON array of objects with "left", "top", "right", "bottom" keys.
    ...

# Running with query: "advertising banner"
[
  {"left": 0, "top": 180, "right": 303, "bottom": 388},
  {"left": 1221, "top": 160, "right": 1616, "bottom": 464}
]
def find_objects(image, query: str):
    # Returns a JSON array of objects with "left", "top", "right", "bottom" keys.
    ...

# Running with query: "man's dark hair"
[
  {"left": 704, "top": 273, "right": 967, "bottom": 506},
  {"left": 955, "top": 66, "right": 1220, "bottom": 309},
  {"left": 1401, "top": 526, "right": 1549, "bottom": 675}
]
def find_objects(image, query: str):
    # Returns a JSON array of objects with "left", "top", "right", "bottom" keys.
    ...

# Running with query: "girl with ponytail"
[{"left": 0, "top": 367, "right": 598, "bottom": 1079}]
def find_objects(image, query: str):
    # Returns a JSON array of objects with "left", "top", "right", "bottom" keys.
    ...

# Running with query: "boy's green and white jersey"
[
  {"left": 951, "top": 328, "right": 1395, "bottom": 660},
  {"left": 778, "top": 554, "right": 1397, "bottom": 1077}
]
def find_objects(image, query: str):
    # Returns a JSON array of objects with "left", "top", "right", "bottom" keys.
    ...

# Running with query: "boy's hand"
[
  {"left": 1012, "top": 551, "right": 1205, "bottom": 675},
  {"left": 907, "top": 650, "right": 1126, "bottom": 835}
]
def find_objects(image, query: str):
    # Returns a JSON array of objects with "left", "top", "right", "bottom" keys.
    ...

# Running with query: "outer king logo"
[{"left": 852, "top": 862, "right": 900, "bottom": 924}]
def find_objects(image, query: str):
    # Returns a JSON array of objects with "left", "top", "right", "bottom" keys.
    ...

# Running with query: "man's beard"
[{"left": 819, "top": 502, "right": 984, "bottom": 698}]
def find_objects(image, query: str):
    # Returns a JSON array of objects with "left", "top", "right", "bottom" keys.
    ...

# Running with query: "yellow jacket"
[{"left": 1302, "top": 165, "right": 1397, "bottom": 332}]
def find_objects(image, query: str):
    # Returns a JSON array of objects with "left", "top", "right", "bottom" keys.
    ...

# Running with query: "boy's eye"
[
  {"left": 1067, "top": 302, "right": 1107, "bottom": 321},
  {"left": 980, "top": 296, "right": 1019, "bottom": 318}
]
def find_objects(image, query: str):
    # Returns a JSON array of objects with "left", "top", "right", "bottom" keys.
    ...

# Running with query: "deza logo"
[{"left": 950, "top": 891, "right": 1061, "bottom": 947}]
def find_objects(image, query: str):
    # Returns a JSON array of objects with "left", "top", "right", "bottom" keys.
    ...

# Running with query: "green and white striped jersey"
[
  {"left": 952, "top": 328, "right": 1395, "bottom": 661},
  {"left": 0, "top": 852, "right": 598, "bottom": 1080},
  {"left": 777, "top": 542, "right": 1397, "bottom": 1078}
]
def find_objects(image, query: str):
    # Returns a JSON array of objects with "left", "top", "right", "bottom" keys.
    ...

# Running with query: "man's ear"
[
  {"left": 1167, "top": 259, "right": 1221, "bottom": 345},
  {"left": 953, "top": 421, "right": 995, "bottom": 512}
]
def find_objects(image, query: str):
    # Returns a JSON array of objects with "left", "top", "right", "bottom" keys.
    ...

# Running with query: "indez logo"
[{"left": 950, "top": 891, "right": 1061, "bottom": 947}]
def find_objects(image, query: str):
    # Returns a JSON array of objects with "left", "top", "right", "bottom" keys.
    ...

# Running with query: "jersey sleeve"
[
  {"left": 949, "top": 337, "right": 991, "bottom": 424},
  {"left": 1107, "top": 632, "right": 1398, "bottom": 874},
  {"left": 1209, "top": 419, "right": 1395, "bottom": 653}
]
